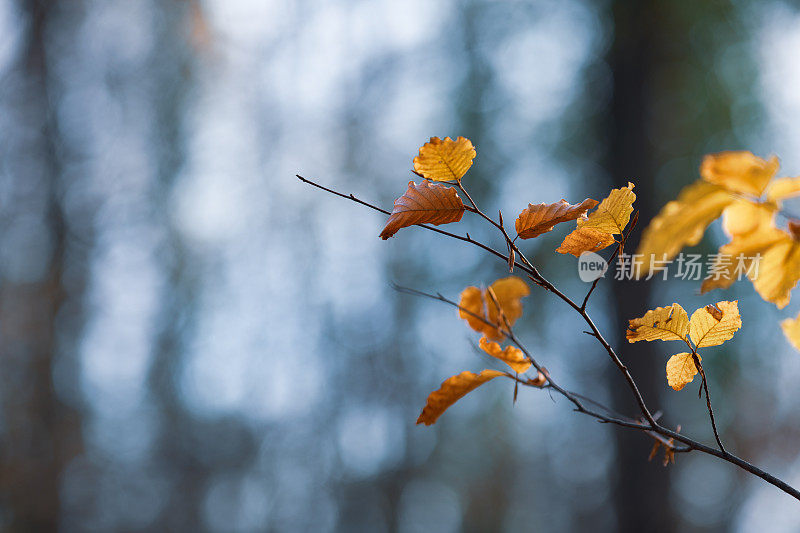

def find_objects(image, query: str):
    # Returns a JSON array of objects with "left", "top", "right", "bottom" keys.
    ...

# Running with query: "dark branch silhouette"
[{"left": 298, "top": 173, "right": 800, "bottom": 502}]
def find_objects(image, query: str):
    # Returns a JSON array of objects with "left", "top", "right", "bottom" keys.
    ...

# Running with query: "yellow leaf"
[
  {"left": 577, "top": 182, "right": 636, "bottom": 235},
  {"left": 689, "top": 301, "right": 742, "bottom": 348},
  {"left": 554, "top": 184, "right": 633, "bottom": 257},
  {"left": 515, "top": 198, "right": 598, "bottom": 239},
  {"left": 701, "top": 195, "right": 800, "bottom": 307},
  {"left": 379, "top": 180, "right": 466, "bottom": 239},
  {"left": 751, "top": 236, "right": 800, "bottom": 309},
  {"left": 666, "top": 352, "right": 701, "bottom": 391},
  {"left": 636, "top": 181, "right": 735, "bottom": 278},
  {"left": 556, "top": 227, "right": 616, "bottom": 256},
  {"left": 701, "top": 203, "right": 786, "bottom": 294},
  {"left": 766, "top": 177, "right": 800, "bottom": 203},
  {"left": 458, "top": 277, "right": 530, "bottom": 341},
  {"left": 413, "top": 136, "right": 476, "bottom": 182},
  {"left": 416, "top": 370, "right": 506, "bottom": 425},
  {"left": 700, "top": 151, "right": 779, "bottom": 196},
  {"left": 626, "top": 303, "right": 690, "bottom": 343},
  {"left": 479, "top": 337, "right": 531, "bottom": 374},
  {"left": 721, "top": 199, "right": 777, "bottom": 237},
  {"left": 781, "top": 312, "right": 800, "bottom": 352}
]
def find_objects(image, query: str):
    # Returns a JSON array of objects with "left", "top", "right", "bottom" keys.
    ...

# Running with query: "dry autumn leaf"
[
  {"left": 751, "top": 236, "right": 800, "bottom": 309},
  {"left": 689, "top": 301, "right": 742, "bottom": 348},
  {"left": 781, "top": 312, "right": 800, "bottom": 352},
  {"left": 479, "top": 337, "right": 531, "bottom": 373},
  {"left": 413, "top": 136, "right": 476, "bottom": 182},
  {"left": 700, "top": 199, "right": 800, "bottom": 308},
  {"left": 627, "top": 301, "right": 741, "bottom": 391},
  {"left": 637, "top": 181, "right": 736, "bottom": 278},
  {"left": 416, "top": 369, "right": 506, "bottom": 426},
  {"left": 556, "top": 227, "right": 616, "bottom": 257},
  {"left": 458, "top": 276, "right": 530, "bottom": 340},
  {"left": 379, "top": 180, "right": 466, "bottom": 239},
  {"left": 515, "top": 198, "right": 598, "bottom": 239},
  {"left": 700, "top": 202, "right": 786, "bottom": 294},
  {"left": 556, "top": 183, "right": 635, "bottom": 256},
  {"left": 577, "top": 182, "right": 636, "bottom": 235},
  {"left": 626, "top": 303, "right": 690, "bottom": 343},
  {"left": 766, "top": 177, "right": 800, "bottom": 202},
  {"left": 700, "top": 151, "right": 779, "bottom": 197},
  {"left": 638, "top": 151, "right": 789, "bottom": 279},
  {"left": 721, "top": 199, "right": 777, "bottom": 237},
  {"left": 666, "top": 352, "right": 701, "bottom": 391}
]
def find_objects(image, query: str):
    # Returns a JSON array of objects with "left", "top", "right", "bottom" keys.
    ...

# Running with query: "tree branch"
[{"left": 299, "top": 174, "right": 800, "bottom": 502}]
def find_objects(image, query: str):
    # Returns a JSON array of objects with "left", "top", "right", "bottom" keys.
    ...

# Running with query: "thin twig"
[
  {"left": 694, "top": 354, "right": 726, "bottom": 453},
  {"left": 297, "top": 175, "right": 534, "bottom": 273}
]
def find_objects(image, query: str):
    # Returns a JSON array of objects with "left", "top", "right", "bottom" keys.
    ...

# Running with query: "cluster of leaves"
[
  {"left": 417, "top": 276, "right": 537, "bottom": 426},
  {"left": 627, "top": 301, "right": 741, "bottom": 391},
  {"left": 380, "top": 137, "right": 746, "bottom": 426},
  {"left": 380, "top": 136, "right": 637, "bottom": 256},
  {"left": 635, "top": 152, "right": 800, "bottom": 351}
]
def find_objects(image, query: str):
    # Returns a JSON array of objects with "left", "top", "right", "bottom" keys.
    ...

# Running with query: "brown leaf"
[
  {"left": 416, "top": 370, "right": 506, "bottom": 425},
  {"left": 528, "top": 368, "right": 548, "bottom": 387},
  {"left": 379, "top": 180, "right": 465, "bottom": 239},
  {"left": 514, "top": 198, "right": 598, "bottom": 239},
  {"left": 789, "top": 220, "right": 800, "bottom": 240}
]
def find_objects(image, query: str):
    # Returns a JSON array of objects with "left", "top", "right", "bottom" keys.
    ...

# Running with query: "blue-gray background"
[{"left": 2, "top": 0, "right": 800, "bottom": 531}]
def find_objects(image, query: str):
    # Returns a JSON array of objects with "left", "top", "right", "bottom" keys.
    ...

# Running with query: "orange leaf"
[
  {"left": 458, "top": 276, "right": 530, "bottom": 340},
  {"left": 556, "top": 227, "right": 616, "bottom": 257},
  {"left": 515, "top": 198, "right": 598, "bottom": 239},
  {"left": 413, "top": 136, "right": 476, "bottom": 182},
  {"left": 416, "top": 370, "right": 506, "bottom": 425},
  {"left": 479, "top": 337, "right": 531, "bottom": 373},
  {"left": 379, "top": 180, "right": 465, "bottom": 239}
]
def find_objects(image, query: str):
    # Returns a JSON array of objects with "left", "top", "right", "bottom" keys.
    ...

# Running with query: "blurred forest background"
[{"left": 3, "top": 0, "right": 800, "bottom": 531}]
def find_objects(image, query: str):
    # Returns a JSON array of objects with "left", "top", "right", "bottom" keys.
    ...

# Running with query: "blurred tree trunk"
[
  {"left": 605, "top": 2, "right": 675, "bottom": 531},
  {"left": 0, "top": 0, "right": 82, "bottom": 530}
]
